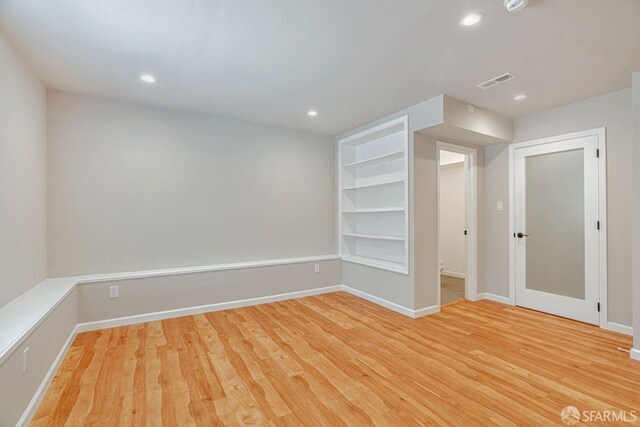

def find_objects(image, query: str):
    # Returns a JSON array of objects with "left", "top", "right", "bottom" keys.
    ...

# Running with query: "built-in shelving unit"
[{"left": 338, "top": 116, "right": 409, "bottom": 274}]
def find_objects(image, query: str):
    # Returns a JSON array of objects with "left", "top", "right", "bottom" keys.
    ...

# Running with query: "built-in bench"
[
  {"left": 0, "top": 254, "right": 342, "bottom": 364},
  {"left": 0, "top": 254, "right": 341, "bottom": 427}
]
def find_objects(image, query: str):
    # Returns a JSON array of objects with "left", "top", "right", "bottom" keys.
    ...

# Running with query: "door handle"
[{"left": 516, "top": 232, "right": 528, "bottom": 238}]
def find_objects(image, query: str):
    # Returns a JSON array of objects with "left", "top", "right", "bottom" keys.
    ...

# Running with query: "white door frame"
[
  {"left": 436, "top": 141, "right": 478, "bottom": 306},
  {"left": 508, "top": 127, "right": 608, "bottom": 328}
]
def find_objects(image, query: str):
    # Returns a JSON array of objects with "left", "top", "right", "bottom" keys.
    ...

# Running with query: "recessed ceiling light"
[
  {"left": 307, "top": 110, "right": 318, "bottom": 117},
  {"left": 503, "top": 0, "right": 529, "bottom": 13},
  {"left": 140, "top": 74, "right": 156, "bottom": 83},
  {"left": 460, "top": 13, "right": 483, "bottom": 26},
  {"left": 514, "top": 94, "right": 527, "bottom": 100}
]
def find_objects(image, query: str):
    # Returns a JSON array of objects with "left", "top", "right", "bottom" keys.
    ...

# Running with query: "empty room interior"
[{"left": 1, "top": 0, "right": 640, "bottom": 425}]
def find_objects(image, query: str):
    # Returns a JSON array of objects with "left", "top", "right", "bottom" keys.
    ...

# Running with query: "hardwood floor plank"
[{"left": 32, "top": 293, "right": 639, "bottom": 426}]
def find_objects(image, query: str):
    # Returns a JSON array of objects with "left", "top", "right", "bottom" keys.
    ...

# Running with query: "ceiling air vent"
[{"left": 477, "top": 73, "right": 517, "bottom": 89}]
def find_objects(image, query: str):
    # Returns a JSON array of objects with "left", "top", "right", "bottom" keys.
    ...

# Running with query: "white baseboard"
[
  {"left": 341, "top": 285, "right": 439, "bottom": 319},
  {"left": 17, "top": 325, "right": 78, "bottom": 427},
  {"left": 414, "top": 304, "right": 440, "bottom": 318},
  {"left": 442, "top": 271, "right": 465, "bottom": 279},
  {"left": 78, "top": 284, "right": 442, "bottom": 334},
  {"left": 606, "top": 321, "right": 633, "bottom": 336},
  {"left": 76, "top": 285, "right": 342, "bottom": 332},
  {"left": 341, "top": 286, "right": 414, "bottom": 317},
  {"left": 631, "top": 348, "right": 640, "bottom": 362},
  {"left": 477, "top": 292, "right": 514, "bottom": 305}
]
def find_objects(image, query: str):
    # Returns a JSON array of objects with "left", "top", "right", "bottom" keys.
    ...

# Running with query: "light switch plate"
[{"left": 497, "top": 201, "right": 504, "bottom": 211}]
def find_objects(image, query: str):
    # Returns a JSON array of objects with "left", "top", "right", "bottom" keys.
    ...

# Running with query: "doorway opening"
[{"left": 437, "top": 142, "right": 478, "bottom": 308}]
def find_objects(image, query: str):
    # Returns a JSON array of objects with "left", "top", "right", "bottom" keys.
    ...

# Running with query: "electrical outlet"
[
  {"left": 467, "top": 104, "right": 475, "bottom": 113},
  {"left": 110, "top": 285, "right": 119, "bottom": 298},
  {"left": 314, "top": 264, "right": 320, "bottom": 274},
  {"left": 23, "top": 347, "right": 29, "bottom": 375}
]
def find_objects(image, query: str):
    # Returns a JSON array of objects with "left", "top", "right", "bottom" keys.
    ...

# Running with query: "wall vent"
[{"left": 477, "top": 73, "right": 517, "bottom": 89}]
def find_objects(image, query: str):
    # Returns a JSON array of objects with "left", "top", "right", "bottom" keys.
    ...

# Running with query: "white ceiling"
[
  {"left": 440, "top": 151, "right": 466, "bottom": 166},
  {"left": 0, "top": 0, "right": 638, "bottom": 136}
]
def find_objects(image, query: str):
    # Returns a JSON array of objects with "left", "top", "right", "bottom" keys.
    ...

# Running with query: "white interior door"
[{"left": 514, "top": 135, "right": 600, "bottom": 324}]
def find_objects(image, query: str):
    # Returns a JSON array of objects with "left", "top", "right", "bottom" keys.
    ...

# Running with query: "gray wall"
[
  {"left": 0, "top": 32, "right": 47, "bottom": 308},
  {"left": 79, "top": 259, "right": 341, "bottom": 323},
  {"left": 484, "top": 89, "right": 633, "bottom": 326},
  {"left": 47, "top": 91, "right": 336, "bottom": 277},
  {"left": 484, "top": 144, "right": 511, "bottom": 297},
  {"left": 413, "top": 133, "right": 439, "bottom": 309}
]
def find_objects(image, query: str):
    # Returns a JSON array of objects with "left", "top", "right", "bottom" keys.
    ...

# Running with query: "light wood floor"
[{"left": 33, "top": 292, "right": 639, "bottom": 426}]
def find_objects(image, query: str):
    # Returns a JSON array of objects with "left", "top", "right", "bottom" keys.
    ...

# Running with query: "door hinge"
[
  {"left": 596, "top": 149, "right": 600, "bottom": 158},
  {"left": 597, "top": 302, "right": 600, "bottom": 312},
  {"left": 597, "top": 220, "right": 600, "bottom": 230}
]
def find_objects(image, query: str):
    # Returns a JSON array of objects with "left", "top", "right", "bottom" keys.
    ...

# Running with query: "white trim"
[
  {"left": 73, "top": 254, "right": 340, "bottom": 284},
  {"left": 631, "top": 348, "right": 640, "bottom": 362},
  {"left": 341, "top": 255, "right": 407, "bottom": 274},
  {"left": 0, "top": 279, "right": 77, "bottom": 366},
  {"left": 338, "top": 116, "right": 407, "bottom": 145},
  {"left": 0, "top": 254, "right": 339, "bottom": 366},
  {"left": 442, "top": 271, "right": 465, "bottom": 279},
  {"left": 508, "top": 142, "right": 517, "bottom": 305},
  {"left": 76, "top": 285, "right": 342, "bottom": 332},
  {"left": 413, "top": 304, "right": 441, "bottom": 318},
  {"left": 606, "top": 322, "right": 633, "bottom": 336},
  {"left": 508, "top": 127, "right": 608, "bottom": 328},
  {"left": 77, "top": 284, "right": 443, "bottom": 333},
  {"left": 342, "top": 285, "right": 414, "bottom": 317},
  {"left": 341, "top": 285, "right": 439, "bottom": 318},
  {"left": 477, "top": 293, "right": 514, "bottom": 305},
  {"left": 436, "top": 141, "right": 479, "bottom": 311},
  {"left": 403, "top": 117, "right": 410, "bottom": 275},
  {"left": 16, "top": 325, "right": 79, "bottom": 427},
  {"left": 597, "top": 130, "right": 608, "bottom": 330}
]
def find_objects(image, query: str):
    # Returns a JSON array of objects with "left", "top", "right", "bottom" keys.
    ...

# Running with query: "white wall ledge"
[{"left": 0, "top": 254, "right": 339, "bottom": 366}]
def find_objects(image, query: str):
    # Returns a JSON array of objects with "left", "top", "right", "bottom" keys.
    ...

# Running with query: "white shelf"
[
  {"left": 342, "top": 150, "right": 404, "bottom": 168},
  {"left": 338, "top": 115, "right": 409, "bottom": 274},
  {"left": 342, "top": 178, "right": 404, "bottom": 191},
  {"left": 342, "top": 208, "right": 405, "bottom": 213},
  {"left": 342, "top": 232, "right": 404, "bottom": 242},
  {"left": 342, "top": 255, "right": 407, "bottom": 274}
]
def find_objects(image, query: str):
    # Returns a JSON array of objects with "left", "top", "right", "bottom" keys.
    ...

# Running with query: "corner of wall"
[{"left": 0, "top": 31, "right": 48, "bottom": 308}]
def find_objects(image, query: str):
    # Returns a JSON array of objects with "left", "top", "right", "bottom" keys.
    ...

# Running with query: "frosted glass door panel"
[
  {"left": 525, "top": 149, "right": 585, "bottom": 299},
  {"left": 513, "top": 133, "right": 600, "bottom": 325}
]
